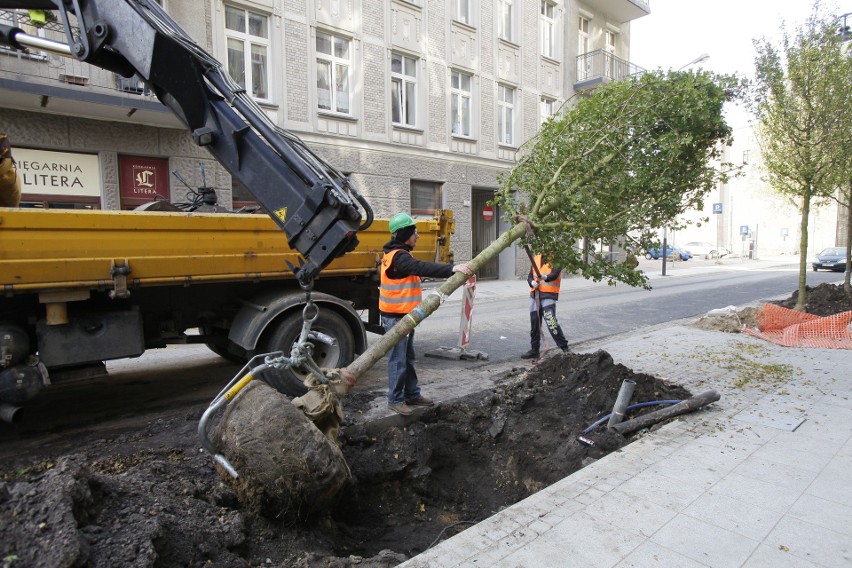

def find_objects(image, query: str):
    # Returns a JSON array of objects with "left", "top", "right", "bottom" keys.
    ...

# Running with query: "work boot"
[
  {"left": 406, "top": 396, "right": 434, "bottom": 407},
  {"left": 521, "top": 349, "right": 539, "bottom": 359},
  {"left": 388, "top": 402, "right": 413, "bottom": 416},
  {"left": 562, "top": 346, "right": 571, "bottom": 353}
]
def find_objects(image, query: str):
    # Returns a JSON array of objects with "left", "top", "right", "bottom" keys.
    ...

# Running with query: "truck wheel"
[
  {"left": 201, "top": 327, "right": 245, "bottom": 364},
  {"left": 257, "top": 309, "right": 355, "bottom": 397}
]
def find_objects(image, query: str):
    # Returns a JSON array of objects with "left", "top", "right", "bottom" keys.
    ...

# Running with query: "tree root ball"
[{"left": 213, "top": 381, "right": 351, "bottom": 520}]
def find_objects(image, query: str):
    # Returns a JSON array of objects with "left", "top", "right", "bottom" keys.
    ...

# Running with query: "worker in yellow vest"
[
  {"left": 380, "top": 212, "right": 472, "bottom": 415},
  {"left": 522, "top": 253, "right": 570, "bottom": 359}
]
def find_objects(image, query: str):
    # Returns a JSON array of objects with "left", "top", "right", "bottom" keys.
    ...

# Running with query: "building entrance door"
[{"left": 471, "top": 188, "right": 499, "bottom": 279}]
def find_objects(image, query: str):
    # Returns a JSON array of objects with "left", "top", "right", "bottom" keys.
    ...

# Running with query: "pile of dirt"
[
  {"left": 772, "top": 282, "right": 852, "bottom": 316},
  {"left": 0, "top": 351, "right": 693, "bottom": 567},
  {"left": 691, "top": 283, "right": 851, "bottom": 334},
  {"left": 691, "top": 306, "right": 759, "bottom": 333}
]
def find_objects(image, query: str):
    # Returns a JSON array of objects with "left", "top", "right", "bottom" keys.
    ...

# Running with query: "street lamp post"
[{"left": 677, "top": 53, "right": 710, "bottom": 71}]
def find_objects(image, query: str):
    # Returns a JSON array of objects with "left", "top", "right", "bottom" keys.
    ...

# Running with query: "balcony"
[
  {"left": 592, "top": 0, "right": 651, "bottom": 24},
  {"left": 0, "top": 9, "right": 178, "bottom": 128},
  {"left": 574, "top": 49, "right": 644, "bottom": 91}
]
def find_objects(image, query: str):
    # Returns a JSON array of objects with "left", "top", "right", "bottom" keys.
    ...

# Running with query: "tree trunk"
[
  {"left": 845, "top": 180, "right": 851, "bottom": 295},
  {"left": 342, "top": 221, "right": 528, "bottom": 387},
  {"left": 610, "top": 390, "right": 720, "bottom": 435},
  {"left": 796, "top": 190, "right": 811, "bottom": 311}
]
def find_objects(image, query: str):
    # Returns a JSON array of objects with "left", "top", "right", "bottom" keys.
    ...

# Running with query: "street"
[{"left": 0, "top": 258, "right": 845, "bottom": 446}]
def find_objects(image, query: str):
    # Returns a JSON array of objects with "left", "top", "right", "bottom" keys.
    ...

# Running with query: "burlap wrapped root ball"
[{"left": 214, "top": 381, "right": 351, "bottom": 520}]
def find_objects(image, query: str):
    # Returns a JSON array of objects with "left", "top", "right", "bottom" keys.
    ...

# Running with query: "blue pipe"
[{"left": 582, "top": 400, "right": 682, "bottom": 434}]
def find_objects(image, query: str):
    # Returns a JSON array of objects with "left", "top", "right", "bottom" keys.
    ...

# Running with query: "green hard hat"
[{"left": 389, "top": 212, "right": 416, "bottom": 234}]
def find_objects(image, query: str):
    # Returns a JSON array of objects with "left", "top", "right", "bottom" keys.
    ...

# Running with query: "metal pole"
[{"left": 661, "top": 226, "right": 668, "bottom": 276}]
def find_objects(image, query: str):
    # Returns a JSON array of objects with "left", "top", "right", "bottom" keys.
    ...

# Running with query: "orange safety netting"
[{"left": 742, "top": 304, "right": 852, "bottom": 349}]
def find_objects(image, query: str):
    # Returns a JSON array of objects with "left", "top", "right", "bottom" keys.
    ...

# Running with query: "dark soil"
[
  {"left": 772, "top": 282, "right": 852, "bottom": 316},
  {"left": 0, "top": 351, "right": 693, "bottom": 568},
  {"left": 692, "top": 282, "right": 851, "bottom": 333}
]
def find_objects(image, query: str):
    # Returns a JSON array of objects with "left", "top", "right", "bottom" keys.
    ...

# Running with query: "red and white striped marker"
[{"left": 458, "top": 276, "right": 476, "bottom": 350}]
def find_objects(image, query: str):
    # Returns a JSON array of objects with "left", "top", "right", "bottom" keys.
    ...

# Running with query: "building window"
[
  {"left": 605, "top": 29, "right": 617, "bottom": 77},
  {"left": 224, "top": 5, "right": 269, "bottom": 100},
  {"left": 498, "top": 0, "right": 513, "bottom": 42},
  {"left": 454, "top": 0, "right": 471, "bottom": 25},
  {"left": 451, "top": 70, "right": 473, "bottom": 137},
  {"left": 540, "top": 1, "right": 556, "bottom": 59},
  {"left": 391, "top": 52, "right": 417, "bottom": 127},
  {"left": 540, "top": 97, "right": 555, "bottom": 126},
  {"left": 316, "top": 31, "right": 351, "bottom": 114},
  {"left": 411, "top": 180, "right": 443, "bottom": 216},
  {"left": 497, "top": 84, "right": 515, "bottom": 146},
  {"left": 578, "top": 15, "right": 590, "bottom": 55},
  {"left": 743, "top": 150, "right": 750, "bottom": 164}
]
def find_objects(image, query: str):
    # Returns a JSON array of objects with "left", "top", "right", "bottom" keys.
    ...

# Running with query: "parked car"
[
  {"left": 683, "top": 241, "right": 730, "bottom": 259},
  {"left": 645, "top": 246, "right": 691, "bottom": 261},
  {"left": 812, "top": 247, "right": 849, "bottom": 272}
]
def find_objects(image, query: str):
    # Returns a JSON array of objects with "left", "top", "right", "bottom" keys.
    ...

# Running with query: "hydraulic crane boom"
[{"left": 0, "top": 0, "right": 373, "bottom": 284}]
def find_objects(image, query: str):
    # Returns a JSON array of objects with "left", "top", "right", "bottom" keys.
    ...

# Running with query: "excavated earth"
[
  {"left": 690, "top": 282, "right": 852, "bottom": 333},
  {"left": 0, "top": 350, "right": 692, "bottom": 568}
]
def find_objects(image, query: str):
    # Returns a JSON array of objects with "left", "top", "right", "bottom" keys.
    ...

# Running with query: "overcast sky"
[{"left": 629, "top": 0, "right": 848, "bottom": 127}]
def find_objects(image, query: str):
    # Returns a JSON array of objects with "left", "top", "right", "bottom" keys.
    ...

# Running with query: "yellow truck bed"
[{"left": 0, "top": 208, "right": 453, "bottom": 294}]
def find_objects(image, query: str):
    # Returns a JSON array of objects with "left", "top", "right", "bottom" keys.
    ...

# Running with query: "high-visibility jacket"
[
  {"left": 379, "top": 249, "right": 422, "bottom": 314},
  {"left": 530, "top": 254, "right": 561, "bottom": 295}
]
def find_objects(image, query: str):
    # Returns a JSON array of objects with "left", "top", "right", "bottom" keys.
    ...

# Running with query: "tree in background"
[{"left": 749, "top": 3, "right": 852, "bottom": 307}]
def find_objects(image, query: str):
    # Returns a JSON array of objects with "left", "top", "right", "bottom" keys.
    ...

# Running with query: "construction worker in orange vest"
[
  {"left": 380, "top": 212, "right": 473, "bottom": 415},
  {"left": 0, "top": 134, "right": 21, "bottom": 208},
  {"left": 522, "top": 253, "right": 570, "bottom": 359}
]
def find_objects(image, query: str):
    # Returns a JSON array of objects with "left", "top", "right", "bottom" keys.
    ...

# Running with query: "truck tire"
[{"left": 257, "top": 309, "right": 355, "bottom": 397}]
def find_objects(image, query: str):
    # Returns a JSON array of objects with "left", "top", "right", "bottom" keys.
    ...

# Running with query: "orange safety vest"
[
  {"left": 531, "top": 254, "right": 561, "bottom": 294},
  {"left": 379, "top": 249, "right": 422, "bottom": 314}
]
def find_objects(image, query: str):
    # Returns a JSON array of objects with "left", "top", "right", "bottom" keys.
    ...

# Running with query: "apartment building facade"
[{"left": 0, "top": 0, "right": 648, "bottom": 278}]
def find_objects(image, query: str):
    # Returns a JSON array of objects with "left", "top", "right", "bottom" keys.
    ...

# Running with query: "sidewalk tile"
[
  {"left": 764, "top": 516, "right": 852, "bottom": 567},
  {"left": 788, "top": 494, "right": 852, "bottom": 538},
  {"left": 681, "top": 492, "right": 784, "bottom": 541},
  {"left": 710, "top": 472, "right": 801, "bottom": 513},
  {"left": 650, "top": 514, "right": 759, "bottom": 567},
  {"left": 741, "top": 543, "right": 822, "bottom": 568},
  {"left": 617, "top": 469, "right": 707, "bottom": 512},
  {"left": 614, "top": 541, "right": 709, "bottom": 568},
  {"left": 583, "top": 488, "right": 678, "bottom": 538},
  {"left": 731, "top": 454, "right": 819, "bottom": 492}
]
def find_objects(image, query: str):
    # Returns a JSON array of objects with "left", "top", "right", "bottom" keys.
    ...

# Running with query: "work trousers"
[
  {"left": 529, "top": 297, "right": 569, "bottom": 352},
  {"left": 382, "top": 315, "right": 421, "bottom": 404}
]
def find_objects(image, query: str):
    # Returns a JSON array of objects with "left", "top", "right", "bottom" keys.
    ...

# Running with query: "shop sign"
[
  {"left": 119, "top": 156, "right": 170, "bottom": 202},
  {"left": 15, "top": 148, "right": 101, "bottom": 196}
]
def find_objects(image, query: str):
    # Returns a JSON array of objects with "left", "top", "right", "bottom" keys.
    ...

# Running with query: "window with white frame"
[
  {"left": 578, "top": 15, "right": 590, "bottom": 55},
  {"left": 454, "top": 0, "right": 471, "bottom": 25},
  {"left": 224, "top": 5, "right": 270, "bottom": 100},
  {"left": 540, "top": 1, "right": 556, "bottom": 58},
  {"left": 498, "top": 0, "right": 513, "bottom": 42},
  {"left": 497, "top": 84, "right": 515, "bottom": 146},
  {"left": 605, "top": 29, "right": 617, "bottom": 78},
  {"left": 540, "top": 97, "right": 555, "bottom": 126},
  {"left": 451, "top": 70, "right": 472, "bottom": 137},
  {"left": 316, "top": 31, "right": 351, "bottom": 114},
  {"left": 411, "top": 180, "right": 442, "bottom": 216},
  {"left": 391, "top": 52, "right": 418, "bottom": 127}
]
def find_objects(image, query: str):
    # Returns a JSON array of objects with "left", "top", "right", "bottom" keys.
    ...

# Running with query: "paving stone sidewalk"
[{"left": 401, "top": 323, "right": 852, "bottom": 568}]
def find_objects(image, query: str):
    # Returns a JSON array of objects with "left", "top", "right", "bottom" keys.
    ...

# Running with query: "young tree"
[
  {"left": 749, "top": 5, "right": 852, "bottom": 307},
  {"left": 209, "top": 69, "right": 742, "bottom": 511},
  {"left": 343, "top": 69, "right": 739, "bottom": 387}
]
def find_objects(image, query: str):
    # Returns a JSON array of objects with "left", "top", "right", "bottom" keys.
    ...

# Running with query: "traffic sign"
[
  {"left": 482, "top": 205, "right": 494, "bottom": 221},
  {"left": 712, "top": 203, "right": 723, "bottom": 214}
]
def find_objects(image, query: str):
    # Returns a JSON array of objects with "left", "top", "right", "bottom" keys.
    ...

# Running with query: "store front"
[{"left": 16, "top": 148, "right": 101, "bottom": 209}]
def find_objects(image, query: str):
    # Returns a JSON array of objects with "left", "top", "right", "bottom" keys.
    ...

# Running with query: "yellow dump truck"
[{"left": 0, "top": 207, "right": 454, "bottom": 417}]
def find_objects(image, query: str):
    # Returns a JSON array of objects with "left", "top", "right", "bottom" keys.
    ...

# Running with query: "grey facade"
[{"left": 0, "top": 0, "right": 647, "bottom": 278}]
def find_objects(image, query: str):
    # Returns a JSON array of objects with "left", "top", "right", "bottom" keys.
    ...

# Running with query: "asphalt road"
[{"left": 413, "top": 261, "right": 845, "bottom": 362}]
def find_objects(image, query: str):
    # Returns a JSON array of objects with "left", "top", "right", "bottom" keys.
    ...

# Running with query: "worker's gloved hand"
[
  {"left": 452, "top": 262, "right": 473, "bottom": 276},
  {"left": 530, "top": 280, "right": 539, "bottom": 289}
]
